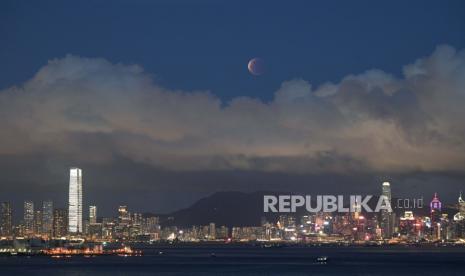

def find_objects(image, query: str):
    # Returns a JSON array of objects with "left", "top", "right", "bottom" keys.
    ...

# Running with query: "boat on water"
[
  {"left": 42, "top": 245, "right": 142, "bottom": 257},
  {"left": 315, "top": 256, "right": 329, "bottom": 263}
]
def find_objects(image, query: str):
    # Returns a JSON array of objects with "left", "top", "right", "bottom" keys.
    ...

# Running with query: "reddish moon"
[{"left": 248, "top": 58, "right": 265, "bottom": 76}]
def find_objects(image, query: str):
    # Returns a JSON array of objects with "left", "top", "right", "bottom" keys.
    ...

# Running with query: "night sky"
[{"left": 1, "top": 0, "right": 465, "bottom": 219}]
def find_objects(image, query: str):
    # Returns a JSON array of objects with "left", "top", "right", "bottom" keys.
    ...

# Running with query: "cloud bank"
[{"left": 1, "top": 45, "right": 464, "bottom": 173}]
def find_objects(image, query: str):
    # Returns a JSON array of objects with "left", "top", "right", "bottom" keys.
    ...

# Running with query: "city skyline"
[
  {"left": 2, "top": 169, "right": 465, "bottom": 224},
  {"left": 1, "top": 176, "right": 465, "bottom": 244},
  {"left": 3, "top": 185, "right": 465, "bottom": 225}
]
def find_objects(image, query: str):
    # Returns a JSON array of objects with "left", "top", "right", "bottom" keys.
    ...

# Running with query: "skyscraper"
[
  {"left": 209, "top": 222, "right": 216, "bottom": 240},
  {"left": 42, "top": 201, "right": 54, "bottom": 236},
  {"left": 381, "top": 182, "right": 392, "bottom": 238},
  {"left": 68, "top": 167, "right": 83, "bottom": 233},
  {"left": 459, "top": 192, "right": 465, "bottom": 215},
  {"left": 24, "top": 200, "right": 34, "bottom": 235},
  {"left": 133, "top": 212, "right": 142, "bottom": 225},
  {"left": 453, "top": 192, "right": 465, "bottom": 221},
  {"left": 0, "top": 202, "right": 12, "bottom": 236},
  {"left": 118, "top": 205, "right": 130, "bottom": 224},
  {"left": 53, "top": 208, "right": 68, "bottom": 237},
  {"left": 34, "top": 210, "right": 42, "bottom": 235},
  {"left": 454, "top": 192, "right": 465, "bottom": 238},
  {"left": 89, "top": 205, "right": 97, "bottom": 224},
  {"left": 430, "top": 193, "right": 442, "bottom": 224}
]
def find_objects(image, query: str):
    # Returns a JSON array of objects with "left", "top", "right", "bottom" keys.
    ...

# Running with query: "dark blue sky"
[{"left": 1, "top": 0, "right": 464, "bottom": 101}]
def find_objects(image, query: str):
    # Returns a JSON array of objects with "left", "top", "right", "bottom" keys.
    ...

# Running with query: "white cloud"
[{"left": 1, "top": 46, "right": 464, "bottom": 173}]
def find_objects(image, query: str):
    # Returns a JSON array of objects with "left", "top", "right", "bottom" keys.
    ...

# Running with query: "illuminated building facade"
[
  {"left": 0, "top": 202, "right": 12, "bottom": 236},
  {"left": 34, "top": 210, "right": 42, "bottom": 235},
  {"left": 430, "top": 193, "right": 442, "bottom": 223},
  {"left": 216, "top": 225, "right": 229, "bottom": 239},
  {"left": 453, "top": 192, "right": 465, "bottom": 238},
  {"left": 42, "top": 201, "right": 53, "bottom": 236},
  {"left": 68, "top": 167, "right": 83, "bottom": 233},
  {"left": 133, "top": 213, "right": 142, "bottom": 226},
  {"left": 381, "top": 182, "right": 392, "bottom": 238},
  {"left": 89, "top": 205, "right": 97, "bottom": 224},
  {"left": 429, "top": 193, "right": 442, "bottom": 239},
  {"left": 24, "top": 200, "right": 34, "bottom": 235},
  {"left": 209, "top": 222, "right": 216, "bottom": 240},
  {"left": 143, "top": 216, "right": 160, "bottom": 234},
  {"left": 118, "top": 206, "right": 131, "bottom": 224},
  {"left": 88, "top": 223, "right": 103, "bottom": 239},
  {"left": 399, "top": 211, "right": 422, "bottom": 240},
  {"left": 232, "top": 226, "right": 265, "bottom": 241},
  {"left": 53, "top": 208, "right": 68, "bottom": 237},
  {"left": 453, "top": 192, "right": 465, "bottom": 221}
]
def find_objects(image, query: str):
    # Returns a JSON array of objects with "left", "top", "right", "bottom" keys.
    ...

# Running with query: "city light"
[{"left": 1, "top": 176, "right": 465, "bottom": 256}]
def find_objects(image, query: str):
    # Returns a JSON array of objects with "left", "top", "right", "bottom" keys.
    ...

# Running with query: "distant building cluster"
[{"left": 1, "top": 169, "right": 465, "bottom": 246}]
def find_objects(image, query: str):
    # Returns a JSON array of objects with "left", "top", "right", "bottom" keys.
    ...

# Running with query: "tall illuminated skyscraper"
[
  {"left": 34, "top": 210, "right": 43, "bottom": 234},
  {"left": 381, "top": 182, "right": 392, "bottom": 238},
  {"left": 0, "top": 202, "right": 12, "bottom": 236},
  {"left": 89, "top": 205, "right": 97, "bottom": 224},
  {"left": 68, "top": 167, "right": 83, "bottom": 233},
  {"left": 24, "top": 200, "right": 34, "bottom": 234},
  {"left": 209, "top": 222, "right": 216, "bottom": 240},
  {"left": 118, "top": 205, "right": 130, "bottom": 224},
  {"left": 53, "top": 208, "right": 68, "bottom": 237},
  {"left": 430, "top": 193, "right": 442, "bottom": 223},
  {"left": 453, "top": 192, "right": 465, "bottom": 221},
  {"left": 42, "top": 201, "right": 54, "bottom": 236}
]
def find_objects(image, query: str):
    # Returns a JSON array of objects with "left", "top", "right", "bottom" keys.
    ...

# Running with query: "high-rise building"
[
  {"left": 118, "top": 205, "right": 131, "bottom": 224},
  {"left": 42, "top": 201, "right": 53, "bottom": 236},
  {"left": 381, "top": 182, "right": 392, "bottom": 238},
  {"left": 459, "top": 192, "right": 465, "bottom": 214},
  {"left": 0, "top": 202, "right": 12, "bottom": 236},
  {"left": 68, "top": 167, "right": 83, "bottom": 233},
  {"left": 209, "top": 222, "right": 216, "bottom": 240},
  {"left": 53, "top": 208, "right": 68, "bottom": 237},
  {"left": 24, "top": 201, "right": 34, "bottom": 234},
  {"left": 453, "top": 192, "right": 465, "bottom": 221},
  {"left": 399, "top": 211, "right": 421, "bottom": 237},
  {"left": 89, "top": 205, "right": 97, "bottom": 224},
  {"left": 216, "top": 225, "right": 229, "bottom": 239},
  {"left": 34, "top": 210, "right": 43, "bottom": 235},
  {"left": 430, "top": 193, "right": 442, "bottom": 224},
  {"left": 83, "top": 219, "right": 89, "bottom": 235},
  {"left": 88, "top": 222, "right": 103, "bottom": 239},
  {"left": 352, "top": 197, "right": 361, "bottom": 220},
  {"left": 143, "top": 216, "right": 159, "bottom": 234},
  {"left": 133, "top": 212, "right": 142, "bottom": 225}
]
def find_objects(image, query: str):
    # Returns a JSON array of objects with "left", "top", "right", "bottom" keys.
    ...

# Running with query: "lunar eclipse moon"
[{"left": 247, "top": 57, "right": 265, "bottom": 76}]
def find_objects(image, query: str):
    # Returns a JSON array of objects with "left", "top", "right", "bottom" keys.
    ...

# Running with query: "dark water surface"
[{"left": 1, "top": 245, "right": 465, "bottom": 275}]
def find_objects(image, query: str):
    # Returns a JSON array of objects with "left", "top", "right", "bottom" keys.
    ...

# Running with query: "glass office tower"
[{"left": 68, "top": 167, "right": 83, "bottom": 233}]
